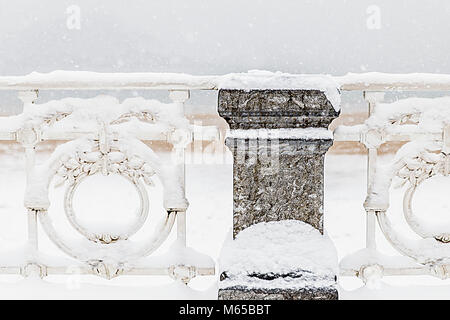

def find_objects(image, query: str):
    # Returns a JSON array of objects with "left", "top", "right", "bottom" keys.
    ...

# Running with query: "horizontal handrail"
[
  {"left": 336, "top": 72, "right": 450, "bottom": 92},
  {"left": 0, "top": 126, "right": 221, "bottom": 142},
  {"left": 0, "top": 71, "right": 218, "bottom": 91},
  {"left": 1, "top": 71, "right": 450, "bottom": 92}
]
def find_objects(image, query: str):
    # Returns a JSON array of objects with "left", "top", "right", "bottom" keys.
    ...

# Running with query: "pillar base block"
[
  {"left": 219, "top": 220, "right": 338, "bottom": 300},
  {"left": 219, "top": 282, "right": 338, "bottom": 300}
]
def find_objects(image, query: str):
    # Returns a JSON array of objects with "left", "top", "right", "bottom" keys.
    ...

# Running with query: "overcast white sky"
[
  {"left": 0, "top": 0, "right": 449, "bottom": 114},
  {"left": 1, "top": 0, "right": 449, "bottom": 76}
]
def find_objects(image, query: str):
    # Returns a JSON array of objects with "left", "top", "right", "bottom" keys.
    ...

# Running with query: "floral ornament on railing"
[
  {"left": 52, "top": 134, "right": 157, "bottom": 244},
  {"left": 391, "top": 143, "right": 450, "bottom": 244},
  {"left": 388, "top": 112, "right": 421, "bottom": 126},
  {"left": 40, "top": 110, "right": 157, "bottom": 128},
  {"left": 110, "top": 111, "right": 155, "bottom": 125},
  {"left": 394, "top": 148, "right": 447, "bottom": 189},
  {"left": 54, "top": 146, "right": 156, "bottom": 188},
  {"left": 41, "top": 111, "right": 71, "bottom": 127}
]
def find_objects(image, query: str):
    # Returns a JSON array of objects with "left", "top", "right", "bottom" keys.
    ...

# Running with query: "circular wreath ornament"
[
  {"left": 37, "top": 137, "right": 176, "bottom": 263},
  {"left": 397, "top": 148, "right": 450, "bottom": 242},
  {"left": 64, "top": 173, "right": 150, "bottom": 245},
  {"left": 374, "top": 144, "right": 450, "bottom": 265}
]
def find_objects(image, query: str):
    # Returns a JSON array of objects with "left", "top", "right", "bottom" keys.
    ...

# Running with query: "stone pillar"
[{"left": 218, "top": 89, "right": 340, "bottom": 300}]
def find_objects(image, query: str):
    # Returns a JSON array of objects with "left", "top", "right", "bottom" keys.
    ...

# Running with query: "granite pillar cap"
[{"left": 218, "top": 89, "right": 340, "bottom": 130}]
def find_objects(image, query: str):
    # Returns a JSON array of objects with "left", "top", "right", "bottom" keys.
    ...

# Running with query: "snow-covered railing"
[
  {"left": 337, "top": 72, "right": 450, "bottom": 92},
  {"left": 0, "top": 79, "right": 222, "bottom": 283},
  {"left": 0, "top": 71, "right": 218, "bottom": 91},
  {"left": 2, "top": 71, "right": 450, "bottom": 92},
  {"left": 334, "top": 74, "right": 450, "bottom": 283},
  {"left": 3, "top": 70, "right": 450, "bottom": 296},
  {"left": 0, "top": 70, "right": 345, "bottom": 298}
]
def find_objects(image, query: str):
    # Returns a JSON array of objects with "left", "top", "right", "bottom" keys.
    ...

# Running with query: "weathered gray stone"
[
  {"left": 218, "top": 268, "right": 338, "bottom": 300},
  {"left": 218, "top": 89, "right": 339, "bottom": 237},
  {"left": 218, "top": 89, "right": 340, "bottom": 300},
  {"left": 226, "top": 138, "right": 332, "bottom": 237},
  {"left": 218, "top": 285, "right": 338, "bottom": 300},
  {"left": 218, "top": 89, "right": 339, "bottom": 130}
]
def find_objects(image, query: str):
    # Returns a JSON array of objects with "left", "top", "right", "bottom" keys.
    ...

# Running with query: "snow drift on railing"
[
  {"left": 366, "top": 97, "right": 450, "bottom": 132},
  {"left": 0, "top": 95, "right": 189, "bottom": 134}
]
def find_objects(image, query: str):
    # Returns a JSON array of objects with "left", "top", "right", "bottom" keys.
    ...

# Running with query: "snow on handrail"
[
  {"left": 337, "top": 72, "right": 450, "bottom": 91},
  {"left": 1, "top": 70, "right": 450, "bottom": 92},
  {"left": 0, "top": 71, "right": 218, "bottom": 91}
]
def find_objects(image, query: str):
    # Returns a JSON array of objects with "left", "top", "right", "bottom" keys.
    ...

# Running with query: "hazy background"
[{"left": 0, "top": 0, "right": 449, "bottom": 113}]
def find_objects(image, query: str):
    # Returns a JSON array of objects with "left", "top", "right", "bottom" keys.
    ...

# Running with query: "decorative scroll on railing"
[{"left": 0, "top": 88, "right": 219, "bottom": 283}]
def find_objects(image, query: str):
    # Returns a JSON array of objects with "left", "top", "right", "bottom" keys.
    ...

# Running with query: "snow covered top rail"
[
  {"left": 0, "top": 70, "right": 340, "bottom": 91},
  {"left": 336, "top": 72, "right": 450, "bottom": 92},
  {"left": 0, "top": 71, "right": 218, "bottom": 91},
  {"left": 1, "top": 71, "right": 450, "bottom": 92}
]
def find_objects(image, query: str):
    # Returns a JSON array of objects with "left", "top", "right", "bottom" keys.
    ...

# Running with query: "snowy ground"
[{"left": 0, "top": 150, "right": 450, "bottom": 299}]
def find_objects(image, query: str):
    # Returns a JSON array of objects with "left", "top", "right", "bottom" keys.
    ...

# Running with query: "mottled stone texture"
[
  {"left": 218, "top": 270, "right": 338, "bottom": 300},
  {"left": 218, "top": 89, "right": 340, "bottom": 300},
  {"left": 218, "top": 89, "right": 339, "bottom": 237},
  {"left": 226, "top": 138, "right": 331, "bottom": 236},
  {"left": 218, "top": 286, "right": 338, "bottom": 300},
  {"left": 218, "top": 89, "right": 338, "bottom": 130}
]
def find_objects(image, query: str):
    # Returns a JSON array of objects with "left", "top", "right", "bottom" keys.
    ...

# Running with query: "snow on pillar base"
[
  {"left": 218, "top": 88, "right": 340, "bottom": 300},
  {"left": 218, "top": 287, "right": 338, "bottom": 300},
  {"left": 218, "top": 221, "right": 338, "bottom": 300}
]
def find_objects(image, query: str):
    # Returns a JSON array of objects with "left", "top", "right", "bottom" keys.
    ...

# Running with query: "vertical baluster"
[
  {"left": 27, "top": 209, "right": 38, "bottom": 250},
  {"left": 17, "top": 90, "right": 40, "bottom": 251},
  {"left": 363, "top": 91, "right": 384, "bottom": 251},
  {"left": 169, "top": 90, "right": 190, "bottom": 247}
]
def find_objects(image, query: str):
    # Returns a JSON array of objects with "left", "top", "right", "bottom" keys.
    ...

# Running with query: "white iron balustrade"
[
  {"left": 0, "top": 87, "right": 219, "bottom": 282},
  {"left": 2, "top": 71, "right": 450, "bottom": 288},
  {"left": 335, "top": 84, "right": 450, "bottom": 282}
]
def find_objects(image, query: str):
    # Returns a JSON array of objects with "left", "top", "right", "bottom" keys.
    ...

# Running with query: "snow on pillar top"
[{"left": 217, "top": 70, "right": 341, "bottom": 112}]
